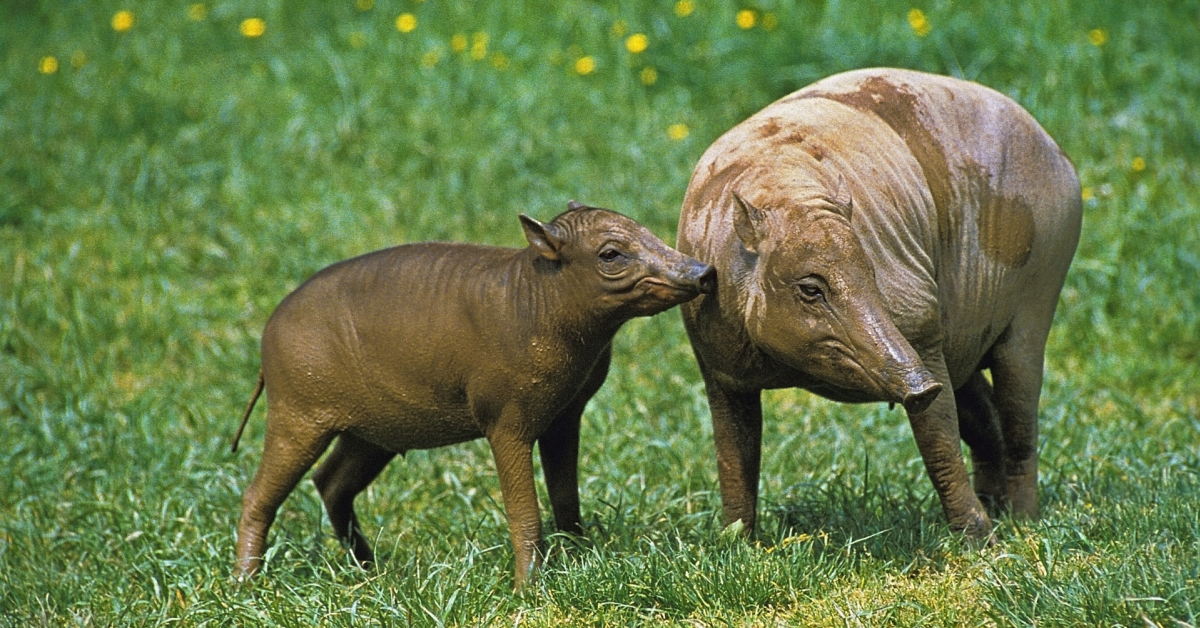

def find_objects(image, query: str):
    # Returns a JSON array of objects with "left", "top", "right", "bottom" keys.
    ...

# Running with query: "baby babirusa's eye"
[{"left": 599, "top": 248, "right": 623, "bottom": 262}]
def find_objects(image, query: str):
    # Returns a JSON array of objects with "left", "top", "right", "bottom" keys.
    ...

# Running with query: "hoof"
[
  {"left": 233, "top": 556, "right": 262, "bottom": 583},
  {"left": 954, "top": 510, "right": 995, "bottom": 545}
]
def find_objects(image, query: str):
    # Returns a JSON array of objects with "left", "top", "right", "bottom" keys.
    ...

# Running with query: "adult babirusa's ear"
[
  {"left": 520, "top": 214, "right": 565, "bottom": 261},
  {"left": 731, "top": 191, "right": 765, "bottom": 254}
]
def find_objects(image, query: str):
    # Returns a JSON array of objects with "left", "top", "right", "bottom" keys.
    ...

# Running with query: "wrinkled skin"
[
  {"left": 677, "top": 68, "right": 1082, "bottom": 539},
  {"left": 232, "top": 202, "right": 715, "bottom": 588}
]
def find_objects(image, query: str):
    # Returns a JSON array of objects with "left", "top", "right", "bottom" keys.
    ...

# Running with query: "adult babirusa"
[{"left": 677, "top": 68, "right": 1082, "bottom": 539}]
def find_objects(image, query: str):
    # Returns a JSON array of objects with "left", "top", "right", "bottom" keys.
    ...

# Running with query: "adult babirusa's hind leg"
[
  {"left": 312, "top": 432, "right": 396, "bottom": 569},
  {"left": 988, "top": 319, "right": 1052, "bottom": 520},
  {"left": 235, "top": 405, "right": 336, "bottom": 579}
]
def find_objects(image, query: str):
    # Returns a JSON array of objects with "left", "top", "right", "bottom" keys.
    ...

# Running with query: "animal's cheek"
[
  {"left": 597, "top": 258, "right": 634, "bottom": 278},
  {"left": 750, "top": 298, "right": 817, "bottom": 351}
]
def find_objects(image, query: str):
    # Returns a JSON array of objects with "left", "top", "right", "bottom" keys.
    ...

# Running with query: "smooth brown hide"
[
  {"left": 231, "top": 202, "right": 715, "bottom": 589},
  {"left": 677, "top": 68, "right": 1082, "bottom": 540}
]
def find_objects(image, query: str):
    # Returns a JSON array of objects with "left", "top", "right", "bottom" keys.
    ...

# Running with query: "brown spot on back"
[
  {"left": 694, "top": 161, "right": 753, "bottom": 212},
  {"left": 979, "top": 200, "right": 1034, "bottom": 267},
  {"left": 970, "top": 164, "right": 1035, "bottom": 267},
  {"left": 755, "top": 117, "right": 818, "bottom": 159},
  {"left": 800, "top": 76, "right": 954, "bottom": 241},
  {"left": 804, "top": 142, "right": 826, "bottom": 161},
  {"left": 756, "top": 118, "right": 782, "bottom": 139}
]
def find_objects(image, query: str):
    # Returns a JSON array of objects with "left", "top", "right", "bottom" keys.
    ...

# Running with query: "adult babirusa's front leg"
[
  {"left": 705, "top": 375, "right": 765, "bottom": 535},
  {"left": 955, "top": 371, "right": 1007, "bottom": 515},
  {"left": 906, "top": 356, "right": 993, "bottom": 540}
]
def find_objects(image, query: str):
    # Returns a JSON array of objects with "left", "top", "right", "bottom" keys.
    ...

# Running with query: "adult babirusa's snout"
[
  {"left": 900, "top": 368, "right": 942, "bottom": 415},
  {"left": 858, "top": 302, "right": 941, "bottom": 414},
  {"left": 847, "top": 292, "right": 942, "bottom": 414}
]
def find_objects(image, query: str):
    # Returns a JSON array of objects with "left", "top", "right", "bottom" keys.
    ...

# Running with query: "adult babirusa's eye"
[{"left": 796, "top": 278, "right": 825, "bottom": 302}]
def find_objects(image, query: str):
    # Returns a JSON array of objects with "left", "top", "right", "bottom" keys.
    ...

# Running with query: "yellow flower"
[
  {"left": 668, "top": 123, "right": 689, "bottom": 140},
  {"left": 736, "top": 9, "right": 757, "bottom": 30},
  {"left": 1081, "top": 187, "right": 1094, "bottom": 202},
  {"left": 240, "top": 17, "right": 266, "bottom": 38},
  {"left": 450, "top": 33, "right": 468, "bottom": 53},
  {"left": 907, "top": 9, "right": 931, "bottom": 37},
  {"left": 395, "top": 13, "right": 417, "bottom": 33},
  {"left": 611, "top": 20, "right": 628, "bottom": 37},
  {"left": 762, "top": 12, "right": 779, "bottom": 31},
  {"left": 421, "top": 48, "right": 442, "bottom": 68},
  {"left": 626, "top": 33, "right": 648, "bottom": 54},
  {"left": 471, "top": 32, "right": 488, "bottom": 60},
  {"left": 640, "top": 66, "right": 658, "bottom": 86},
  {"left": 38, "top": 56, "right": 58, "bottom": 75},
  {"left": 112, "top": 10, "right": 134, "bottom": 32},
  {"left": 1131, "top": 156, "right": 1146, "bottom": 172},
  {"left": 675, "top": 0, "right": 695, "bottom": 17},
  {"left": 491, "top": 52, "right": 510, "bottom": 70},
  {"left": 1088, "top": 28, "right": 1108, "bottom": 47},
  {"left": 187, "top": 4, "right": 207, "bottom": 21},
  {"left": 574, "top": 56, "right": 596, "bottom": 75}
]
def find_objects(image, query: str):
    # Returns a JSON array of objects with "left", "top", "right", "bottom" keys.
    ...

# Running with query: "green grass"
[{"left": 2, "top": 0, "right": 1198, "bottom": 625}]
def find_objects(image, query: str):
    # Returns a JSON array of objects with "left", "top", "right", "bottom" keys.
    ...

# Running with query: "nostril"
[
  {"left": 697, "top": 265, "right": 717, "bottom": 294},
  {"left": 902, "top": 381, "right": 943, "bottom": 415}
]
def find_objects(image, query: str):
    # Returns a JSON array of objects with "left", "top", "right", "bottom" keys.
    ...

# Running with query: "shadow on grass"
[
  {"left": 759, "top": 471, "right": 962, "bottom": 565},
  {"left": 536, "top": 475, "right": 981, "bottom": 619}
]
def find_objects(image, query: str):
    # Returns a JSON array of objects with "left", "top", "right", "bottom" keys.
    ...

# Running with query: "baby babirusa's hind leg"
[
  {"left": 312, "top": 432, "right": 396, "bottom": 568},
  {"left": 236, "top": 405, "right": 336, "bottom": 579}
]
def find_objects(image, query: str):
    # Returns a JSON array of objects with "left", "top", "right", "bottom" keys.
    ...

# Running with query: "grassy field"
[{"left": 2, "top": 0, "right": 1198, "bottom": 625}]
